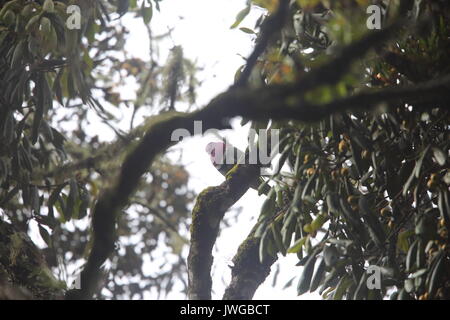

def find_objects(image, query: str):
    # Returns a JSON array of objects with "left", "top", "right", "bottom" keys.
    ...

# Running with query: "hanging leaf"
[
  {"left": 65, "top": 178, "right": 79, "bottom": 221},
  {"left": 38, "top": 224, "right": 52, "bottom": 247},
  {"left": 431, "top": 147, "right": 446, "bottom": 166},
  {"left": 141, "top": 1, "right": 153, "bottom": 24},
  {"left": 230, "top": 5, "right": 251, "bottom": 29},
  {"left": 297, "top": 253, "right": 317, "bottom": 295},
  {"left": 239, "top": 27, "right": 255, "bottom": 34},
  {"left": 310, "top": 258, "right": 326, "bottom": 292}
]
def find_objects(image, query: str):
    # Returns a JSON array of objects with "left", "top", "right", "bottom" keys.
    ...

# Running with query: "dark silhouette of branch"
[
  {"left": 187, "top": 164, "right": 262, "bottom": 299},
  {"left": 222, "top": 236, "right": 277, "bottom": 300}
]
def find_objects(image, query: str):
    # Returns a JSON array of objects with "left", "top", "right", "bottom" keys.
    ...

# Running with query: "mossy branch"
[
  {"left": 222, "top": 236, "right": 277, "bottom": 300},
  {"left": 187, "top": 164, "right": 261, "bottom": 300}
]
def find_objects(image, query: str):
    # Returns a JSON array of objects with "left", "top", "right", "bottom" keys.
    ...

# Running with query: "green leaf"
[
  {"left": 30, "top": 185, "right": 40, "bottom": 214},
  {"left": 239, "top": 27, "right": 255, "bottom": 34},
  {"left": 230, "top": 5, "right": 251, "bottom": 29},
  {"left": 43, "top": 0, "right": 55, "bottom": 13},
  {"left": 428, "top": 251, "right": 444, "bottom": 297},
  {"left": 310, "top": 258, "right": 326, "bottom": 292},
  {"left": 297, "top": 253, "right": 317, "bottom": 295},
  {"left": 397, "top": 229, "right": 414, "bottom": 253},
  {"left": 65, "top": 179, "right": 79, "bottom": 221},
  {"left": 142, "top": 1, "right": 153, "bottom": 24},
  {"left": 271, "top": 222, "right": 286, "bottom": 256},
  {"left": 25, "top": 14, "right": 41, "bottom": 32},
  {"left": 38, "top": 224, "right": 52, "bottom": 247},
  {"left": 432, "top": 147, "right": 446, "bottom": 166},
  {"left": 11, "top": 40, "right": 25, "bottom": 69},
  {"left": 287, "top": 236, "right": 307, "bottom": 254},
  {"left": 353, "top": 273, "right": 368, "bottom": 299},
  {"left": 406, "top": 239, "right": 418, "bottom": 272},
  {"left": 259, "top": 190, "right": 276, "bottom": 218},
  {"left": 333, "top": 275, "right": 352, "bottom": 300},
  {"left": 414, "top": 145, "right": 430, "bottom": 178},
  {"left": 31, "top": 75, "right": 45, "bottom": 144}
]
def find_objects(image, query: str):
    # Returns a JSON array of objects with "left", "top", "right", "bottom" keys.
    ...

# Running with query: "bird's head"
[{"left": 205, "top": 141, "right": 225, "bottom": 166}]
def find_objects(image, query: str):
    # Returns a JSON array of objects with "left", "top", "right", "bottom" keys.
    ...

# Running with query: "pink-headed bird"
[{"left": 205, "top": 141, "right": 270, "bottom": 194}]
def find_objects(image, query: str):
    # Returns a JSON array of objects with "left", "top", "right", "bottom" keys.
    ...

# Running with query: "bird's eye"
[{"left": 211, "top": 149, "right": 215, "bottom": 156}]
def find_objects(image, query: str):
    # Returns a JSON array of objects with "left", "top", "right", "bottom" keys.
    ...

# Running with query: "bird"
[{"left": 205, "top": 141, "right": 270, "bottom": 195}]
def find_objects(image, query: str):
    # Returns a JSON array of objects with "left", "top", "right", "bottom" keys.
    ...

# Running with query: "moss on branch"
[
  {"left": 188, "top": 164, "right": 261, "bottom": 300},
  {"left": 0, "top": 220, "right": 65, "bottom": 299},
  {"left": 222, "top": 236, "right": 277, "bottom": 300}
]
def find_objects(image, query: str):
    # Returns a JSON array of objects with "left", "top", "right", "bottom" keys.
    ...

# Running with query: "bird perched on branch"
[{"left": 205, "top": 141, "right": 270, "bottom": 195}]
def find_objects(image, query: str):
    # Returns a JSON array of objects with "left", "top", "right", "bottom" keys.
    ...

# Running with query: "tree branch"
[
  {"left": 187, "top": 164, "right": 262, "bottom": 299},
  {"left": 222, "top": 235, "right": 277, "bottom": 300}
]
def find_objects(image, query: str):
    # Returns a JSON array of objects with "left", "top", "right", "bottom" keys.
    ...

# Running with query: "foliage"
[{"left": 243, "top": 0, "right": 450, "bottom": 300}]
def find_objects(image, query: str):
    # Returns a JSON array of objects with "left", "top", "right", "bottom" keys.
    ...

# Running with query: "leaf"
[
  {"left": 259, "top": 190, "right": 276, "bottom": 218},
  {"left": 353, "top": 273, "right": 368, "bottom": 299},
  {"left": 402, "top": 166, "right": 416, "bottom": 196},
  {"left": 65, "top": 179, "right": 79, "bottom": 221},
  {"left": 438, "top": 189, "right": 450, "bottom": 227},
  {"left": 54, "top": 193, "right": 67, "bottom": 222},
  {"left": 31, "top": 74, "right": 45, "bottom": 144},
  {"left": 397, "top": 229, "right": 414, "bottom": 253},
  {"left": 323, "top": 245, "right": 339, "bottom": 267},
  {"left": 25, "top": 14, "right": 41, "bottom": 32},
  {"left": 310, "top": 258, "right": 326, "bottom": 292},
  {"left": 78, "top": 185, "right": 90, "bottom": 220},
  {"left": 358, "top": 195, "right": 385, "bottom": 247},
  {"left": 239, "top": 27, "right": 255, "bottom": 34},
  {"left": 287, "top": 236, "right": 307, "bottom": 254},
  {"left": 431, "top": 147, "right": 446, "bottom": 166},
  {"left": 230, "top": 5, "right": 251, "bottom": 29},
  {"left": 11, "top": 40, "right": 25, "bottom": 69},
  {"left": 282, "top": 276, "right": 296, "bottom": 290},
  {"left": 30, "top": 185, "right": 40, "bottom": 214},
  {"left": 428, "top": 252, "right": 444, "bottom": 297},
  {"left": 271, "top": 222, "right": 286, "bottom": 256},
  {"left": 43, "top": 0, "right": 55, "bottom": 13},
  {"left": 259, "top": 229, "right": 276, "bottom": 263},
  {"left": 297, "top": 253, "right": 317, "bottom": 295},
  {"left": 272, "top": 144, "right": 290, "bottom": 176},
  {"left": 38, "top": 224, "right": 52, "bottom": 247},
  {"left": 141, "top": 1, "right": 153, "bottom": 24},
  {"left": 414, "top": 145, "right": 430, "bottom": 178},
  {"left": 333, "top": 275, "right": 352, "bottom": 300},
  {"left": 406, "top": 238, "right": 418, "bottom": 272}
]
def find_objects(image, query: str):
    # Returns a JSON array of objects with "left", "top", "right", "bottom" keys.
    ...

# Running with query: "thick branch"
[
  {"left": 222, "top": 236, "right": 277, "bottom": 300},
  {"left": 187, "top": 164, "right": 261, "bottom": 300}
]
